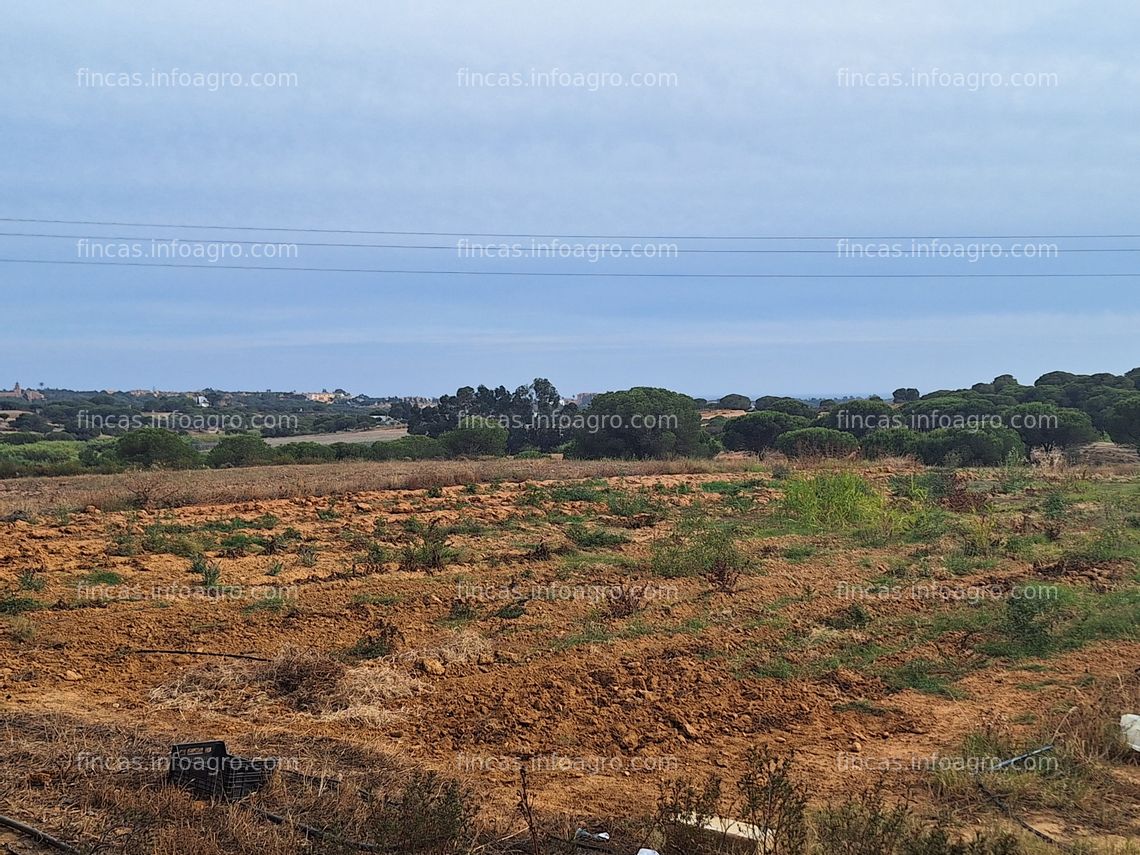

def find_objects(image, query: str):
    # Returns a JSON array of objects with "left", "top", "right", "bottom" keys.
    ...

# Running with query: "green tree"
[
  {"left": 718, "top": 393, "right": 752, "bottom": 410},
  {"left": 913, "top": 427, "right": 1024, "bottom": 466},
  {"left": 823, "top": 398, "right": 894, "bottom": 438},
  {"left": 439, "top": 422, "right": 508, "bottom": 457},
  {"left": 114, "top": 428, "right": 201, "bottom": 469},
  {"left": 371, "top": 435, "right": 447, "bottom": 460},
  {"left": 276, "top": 441, "right": 336, "bottom": 463},
  {"left": 1005, "top": 403, "right": 1098, "bottom": 449},
  {"left": 570, "top": 387, "right": 712, "bottom": 459},
  {"left": 776, "top": 427, "right": 859, "bottom": 458},
  {"left": 753, "top": 396, "right": 817, "bottom": 419},
  {"left": 722, "top": 411, "right": 809, "bottom": 453},
  {"left": 1105, "top": 393, "right": 1140, "bottom": 447},
  {"left": 13, "top": 413, "right": 52, "bottom": 433},
  {"left": 860, "top": 428, "right": 920, "bottom": 459},
  {"left": 206, "top": 434, "right": 278, "bottom": 467}
]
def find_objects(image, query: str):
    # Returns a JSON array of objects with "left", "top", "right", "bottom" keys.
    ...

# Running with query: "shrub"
[
  {"left": 399, "top": 520, "right": 458, "bottom": 572},
  {"left": 371, "top": 435, "right": 447, "bottom": 460},
  {"left": 346, "top": 621, "right": 402, "bottom": 659},
  {"left": 605, "top": 491, "right": 666, "bottom": 522},
  {"left": 365, "top": 770, "right": 476, "bottom": 852},
  {"left": 813, "top": 783, "right": 911, "bottom": 855},
  {"left": 736, "top": 748, "right": 808, "bottom": 855},
  {"left": 0, "top": 595, "right": 43, "bottom": 615},
  {"left": 438, "top": 423, "right": 508, "bottom": 457},
  {"left": 189, "top": 555, "right": 222, "bottom": 589},
  {"left": 274, "top": 441, "right": 336, "bottom": 463},
  {"left": 606, "top": 584, "right": 648, "bottom": 618},
  {"left": 780, "top": 473, "right": 885, "bottom": 530},
  {"left": 650, "top": 517, "right": 748, "bottom": 587},
  {"left": 565, "top": 523, "right": 628, "bottom": 549},
  {"left": 352, "top": 541, "right": 391, "bottom": 573}
]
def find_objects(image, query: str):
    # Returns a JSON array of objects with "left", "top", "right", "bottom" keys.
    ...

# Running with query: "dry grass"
[
  {"left": 149, "top": 647, "right": 426, "bottom": 721},
  {"left": 0, "top": 711, "right": 468, "bottom": 855},
  {"left": 421, "top": 628, "right": 492, "bottom": 666},
  {"left": 0, "top": 456, "right": 750, "bottom": 514},
  {"left": 1052, "top": 673, "right": 1140, "bottom": 766}
]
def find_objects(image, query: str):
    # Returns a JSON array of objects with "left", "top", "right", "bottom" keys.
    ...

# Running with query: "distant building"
[{"left": 0, "top": 382, "right": 44, "bottom": 402}]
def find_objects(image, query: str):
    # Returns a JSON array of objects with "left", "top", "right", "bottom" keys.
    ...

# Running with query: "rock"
[
  {"left": 355, "top": 503, "right": 373, "bottom": 512},
  {"left": 419, "top": 658, "right": 445, "bottom": 676},
  {"left": 63, "top": 670, "right": 82, "bottom": 681},
  {"left": 617, "top": 731, "right": 641, "bottom": 752},
  {"left": 670, "top": 714, "right": 700, "bottom": 739}
]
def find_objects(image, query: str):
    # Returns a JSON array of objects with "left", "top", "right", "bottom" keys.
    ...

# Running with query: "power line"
[
  {"left": 1, "top": 216, "right": 1138, "bottom": 241},
  {"left": 3, "top": 231, "right": 1140, "bottom": 254},
  {"left": 2, "top": 257, "right": 1139, "bottom": 278}
]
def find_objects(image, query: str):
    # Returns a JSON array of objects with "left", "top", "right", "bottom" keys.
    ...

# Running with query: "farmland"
[{"left": 1, "top": 455, "right": 1137, "bottom": 853}]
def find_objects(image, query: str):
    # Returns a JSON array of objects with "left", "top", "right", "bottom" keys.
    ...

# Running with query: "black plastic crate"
[{"left": 169, "top": 740, "right": 277, "bottom": 800}]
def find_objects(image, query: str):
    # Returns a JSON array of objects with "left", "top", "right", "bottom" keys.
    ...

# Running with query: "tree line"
[{"left": 1, "top": 368, "right": 1137, "bottom": 476}]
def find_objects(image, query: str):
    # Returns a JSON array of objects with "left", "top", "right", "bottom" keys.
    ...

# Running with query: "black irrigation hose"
[
  {"left": 248, "top": 805, "right": 392, "bottom": 852},
  {"left": 0, "top": 813, "right": 80, "bottom": 854},
  {"left": 972, "top": 776, "right": 1067, "bottom": 849},
  {"left": 130, "top": 648, "right": 271, "bottom": 662},
  {"left": 547, "top": 833, "right": 617, "bottom": 853}
]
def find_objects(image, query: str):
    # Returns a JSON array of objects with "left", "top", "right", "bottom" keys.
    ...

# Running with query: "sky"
[{"left": 1, "top": 1, "right": 1137, "bottom": 399}]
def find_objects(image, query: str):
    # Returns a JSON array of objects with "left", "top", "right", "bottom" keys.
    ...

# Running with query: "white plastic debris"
[
  {"left": 1121, "top": 714, "right": 1140, "bottom": 752},
  {"left": 573, "top": 828, "right": 610, "bottom": 841},
  {"left": 679, "top": 813, "right": 774, "bottom": 853},
  {"left": 636, "top": 850, "right": 661, "bottom": 855}
]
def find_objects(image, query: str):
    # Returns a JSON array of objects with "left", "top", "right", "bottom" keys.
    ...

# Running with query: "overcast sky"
[{"left": 1, "top": 1, "right": 1137, "bottom": 398}]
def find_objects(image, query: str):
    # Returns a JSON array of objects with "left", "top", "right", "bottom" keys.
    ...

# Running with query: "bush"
[
  {"left": 399, "top": 520, "right": 458, "bottom": 571},
  {"left": 565, "top": 523, "right": 628, "bottom": 549},
  {"left": 438, "top": 423, "right": 508, "bottom": 457},
  {"left": 650, "top": 516, "right": 748, "bottom": 585},
  {"left": 274, "top": 441, "right": 336, "bottom": 463},
  {"left": 780, "top": 473, "right": 886, "bottom": 530},
  {"left": 371, "top": 435, "right": 447, "bottom": 460},
  {"left": 776, "top": 427, "right": 859, "bottom": 458}
]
